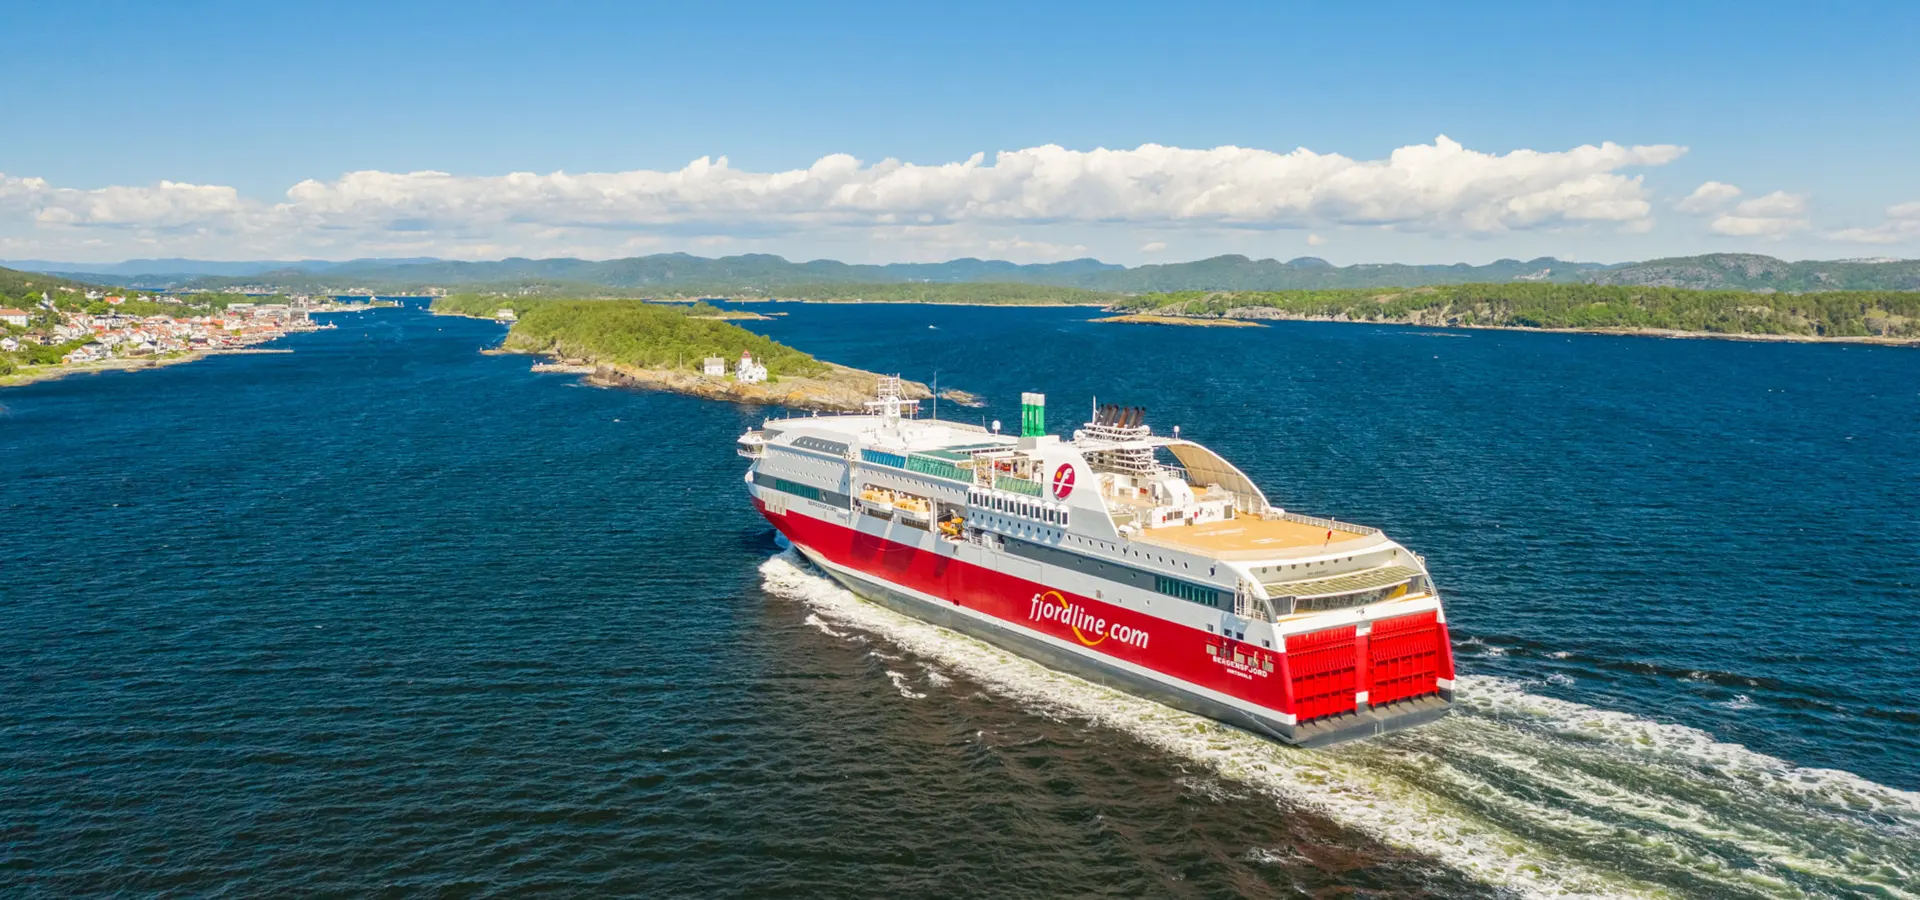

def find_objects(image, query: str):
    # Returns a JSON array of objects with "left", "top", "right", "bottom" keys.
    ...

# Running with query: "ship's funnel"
[{"left": 1020, "top": 392, "right": 1046, "bottom": 438}]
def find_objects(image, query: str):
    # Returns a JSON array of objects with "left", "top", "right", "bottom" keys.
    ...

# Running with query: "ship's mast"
[{"left": 865, "top": 375, "right": 920, "bottom": 437}]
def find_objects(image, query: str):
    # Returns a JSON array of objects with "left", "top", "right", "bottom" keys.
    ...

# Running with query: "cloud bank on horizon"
[{"left": 2, "top": 136, "right": 1913, "bottom": 263}]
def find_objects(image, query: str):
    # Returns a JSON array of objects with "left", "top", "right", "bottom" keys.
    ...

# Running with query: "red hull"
[{"left": 760, "top": 500, "right": 1453, "bottom": 726}]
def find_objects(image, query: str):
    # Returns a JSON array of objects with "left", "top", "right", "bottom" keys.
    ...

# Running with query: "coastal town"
[{"left": 0, "top": 289, "right": 383, "bottom": 384}]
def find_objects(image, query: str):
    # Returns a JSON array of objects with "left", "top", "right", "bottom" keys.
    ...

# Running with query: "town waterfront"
[{"left": 4, "top": 304, "right": 1917, "bottom": 897}]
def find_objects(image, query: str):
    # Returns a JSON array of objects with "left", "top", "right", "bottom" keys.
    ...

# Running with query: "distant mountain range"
[
  {"left": 6, "top": 252, "right": 1918, "bottom": 294},
  {"left": 0, "top": 257, "right": 445, "bottom": 278}
]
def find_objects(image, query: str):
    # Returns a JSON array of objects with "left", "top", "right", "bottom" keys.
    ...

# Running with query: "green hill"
[
  {"left": 0, "top": 265, "right": 102, "bottom": 298},
  {"left": 19, "top": 252, "right": 1920, "bottom": 297},
  {"left": 1589, "top": 254, "right": 1920, "bottom": 291},
  {"left": 1115, "top": 284, "right": 1920, "bottom": 338},
  {"left": 435, "top": 295, "right": 827, "bottom": 377}
]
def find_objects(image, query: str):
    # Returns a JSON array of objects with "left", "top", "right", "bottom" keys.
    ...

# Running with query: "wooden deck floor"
[{"left": 1132, "top": 515, "right": 1372, "bottom": 555}]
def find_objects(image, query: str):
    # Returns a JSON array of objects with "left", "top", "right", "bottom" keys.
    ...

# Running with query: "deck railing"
[
  {"left": 1265, "top": 510, "right": 1381, "bottom": 536},
  {"left": 1264, "top": 573, "right": 1433, "bottom": 616}
]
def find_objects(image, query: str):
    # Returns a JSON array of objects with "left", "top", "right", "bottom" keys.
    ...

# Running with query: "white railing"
[{"left": 1265, "top": 510, "right": 1380, "bottom": 536}]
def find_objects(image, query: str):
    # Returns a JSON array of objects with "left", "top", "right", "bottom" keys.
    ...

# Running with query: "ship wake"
[{"left": 760, "top": 550, "right": 1920, "bottom": 900}]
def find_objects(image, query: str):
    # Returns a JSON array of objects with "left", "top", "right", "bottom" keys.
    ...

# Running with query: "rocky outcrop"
[{"left": 581, "top": 361, "right": 930, "bottom": 412}]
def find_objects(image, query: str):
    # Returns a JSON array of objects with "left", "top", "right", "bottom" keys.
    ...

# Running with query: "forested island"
[
  {"left": 46, "top": 248, "right": 1920, "bottom": 345},
  {"left": 1106, "top": 284, "right": 1920, "bottom": 342},
  {"left": 432, "top": 294, "right": 930, "bottom": 410},
  {"left": 433, "top": 280, "right": 1920, "bottom": 345}
]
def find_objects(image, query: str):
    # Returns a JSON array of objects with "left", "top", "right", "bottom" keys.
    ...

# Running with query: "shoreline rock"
[
  {"left": 561, "top": 356, "right": 931, "bottom": 411},
  {"left": 938, "top": 388, "right": 986, "bottom": 407},
  {"left": 1092, "top": 314, "right": 1264, "bottom": 328}
]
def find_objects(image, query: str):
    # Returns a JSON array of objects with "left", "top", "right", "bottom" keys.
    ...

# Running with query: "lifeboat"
[
  {"left": 893, "top": 494, "right": 932, "bottom": 525},
  {"left": 858, "top": 486, "right": 896, "bottom": 517}
]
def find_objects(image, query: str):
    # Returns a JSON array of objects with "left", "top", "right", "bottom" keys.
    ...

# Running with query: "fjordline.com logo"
[{"left": 1027, "top": 590, "right": 1150, "bottom": 650}]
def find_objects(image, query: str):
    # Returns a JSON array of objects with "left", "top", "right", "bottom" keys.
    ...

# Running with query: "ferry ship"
[{"left": 740, "top": 381, "right": 1454, "bottom": 746}]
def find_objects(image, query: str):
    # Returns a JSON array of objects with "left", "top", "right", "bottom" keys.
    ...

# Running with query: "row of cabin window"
[
  {"left": 971, "top": 491, "right": 1069, "bottom": 527},
  {"left": 1155, "top": 575, "right": 1225, "bottom": 609},
  {"left": 773, "top": 478, "right": 823, "bottom": 502}
]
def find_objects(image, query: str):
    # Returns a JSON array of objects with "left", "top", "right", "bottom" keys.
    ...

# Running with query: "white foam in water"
[
  {"left": 884, "top": 669, "right": 927, "bottom": 699},
  {"left": 802, "top": 613, "right": 849, "bottom": 639},
  {"left": 761, "top": 552, "right": 1920, "bottom": 899}
]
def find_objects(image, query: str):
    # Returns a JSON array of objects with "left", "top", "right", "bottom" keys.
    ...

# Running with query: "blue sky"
[{"left": 4, "top": 0, "right": 1917, "bottom": 264}]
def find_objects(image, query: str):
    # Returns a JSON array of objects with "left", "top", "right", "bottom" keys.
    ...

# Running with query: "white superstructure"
[{"left": 742, "top": 382, "right": 1454, "bottom": 746}]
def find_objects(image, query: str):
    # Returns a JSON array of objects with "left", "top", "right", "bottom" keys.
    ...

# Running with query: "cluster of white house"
[
  {"left": 0, "top": 295, "right": 315, "bottom": 364},
  {"left": 703, "top": 350, "right": 769, "bottom": 384}
]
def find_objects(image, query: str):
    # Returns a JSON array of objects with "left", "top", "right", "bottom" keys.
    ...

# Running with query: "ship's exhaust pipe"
[{"left": 1021, "top": 392, "right": 1046, "bottom": 437}]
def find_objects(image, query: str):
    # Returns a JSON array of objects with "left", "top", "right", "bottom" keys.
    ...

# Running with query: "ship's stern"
[{"left": 1272, "top": 606, "right": 1455, "bottom": 746}]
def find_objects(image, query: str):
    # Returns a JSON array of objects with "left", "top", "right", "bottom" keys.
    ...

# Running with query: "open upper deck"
[
  {"left": 1131, "top": 515, "right": 1377, "bottom": 557},
  {"left": 758, "top": 400, "right": 1395, "bottom": 566}
]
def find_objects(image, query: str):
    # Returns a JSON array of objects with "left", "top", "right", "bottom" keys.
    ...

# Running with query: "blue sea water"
[{"left": 3, "top": 303, "right": 1917, "bottom": 897}]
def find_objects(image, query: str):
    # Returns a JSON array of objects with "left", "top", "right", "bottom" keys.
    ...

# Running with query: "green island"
[
  {"left": 129, "top": 249, "right": 1920, "bottom": 345},
  {"left": 431, "top": 293, "right": 930, "bottom": 411},
  {"left": 1107, "top": 284, "right": 1920, "bottom": 342},
  {"left": 750, "top": 282, "right": 1111, "bottom": 306}
]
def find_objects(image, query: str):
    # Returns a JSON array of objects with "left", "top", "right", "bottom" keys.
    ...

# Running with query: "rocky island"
[
  {"left": 1092, "top": 313, "right": 1263, "bottom": 328},
  {"left": 433, "top": 294, "right": 931, "bottom": 412}
]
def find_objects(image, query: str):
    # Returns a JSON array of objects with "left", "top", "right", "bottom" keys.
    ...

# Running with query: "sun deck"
[{"left": 1130, "top": 515, "right": 1376, "bottom": 557}]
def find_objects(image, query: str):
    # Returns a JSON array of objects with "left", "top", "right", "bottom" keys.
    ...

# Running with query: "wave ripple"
[{"left": 762, "top": 551, "right": 1920, "bottom": 900}]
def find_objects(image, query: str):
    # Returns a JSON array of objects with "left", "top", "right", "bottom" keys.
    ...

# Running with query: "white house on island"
[
  {"left": 703, "top": 356, "right": 726, "bottom": 377},
  {"left": 735, "top": 350, "right": 767, "bottom": 384}
]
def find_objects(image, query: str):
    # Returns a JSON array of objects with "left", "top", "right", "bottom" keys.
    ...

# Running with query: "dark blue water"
[{"left": 4, "top": 304, "right": 1916, "bottom": 897}]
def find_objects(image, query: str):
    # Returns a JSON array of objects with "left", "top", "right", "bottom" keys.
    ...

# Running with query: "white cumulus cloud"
[
  {"left": 1676, "top": 180, "right": 1743, "bottom": 214},
  {"left": 1708, "top": 191, "right": 1810, "bottom": 238},
  {"left": 0, "top": 137, "right": 1690, "bottom": 259},
  {"left": 1829, "top": 200, "right": 1920, "bottom": 245}
]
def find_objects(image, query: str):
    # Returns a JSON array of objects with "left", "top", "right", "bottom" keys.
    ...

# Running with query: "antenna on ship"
[{"left": 866, "top": 374, "right": 919, "bottom": 434}]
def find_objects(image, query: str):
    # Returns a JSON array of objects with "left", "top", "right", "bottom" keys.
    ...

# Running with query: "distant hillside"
[
  {"left": 10, "top": 251, "right": 1918, "bottom": 296},
  {"left": 130, "top": 252, "right": 1613, "bottom": 294},
  {"left": 0, "top": 265, "right": 104, "bottom": 297},
  {"left": 115, "top": 254, "right": 1125, "bottom": 292},
  {"left": 1589, "top": 254, "right": 1920, "bottom": 291},
  {"left": 5, "top": 257, "right": 443, "bottom": 280},
  {"left": 1053, "top": 255, "right": 1611, "bottom": 291},
  {"left": 1115, "top": 283, "right": 1920, "bottom": 340}
]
